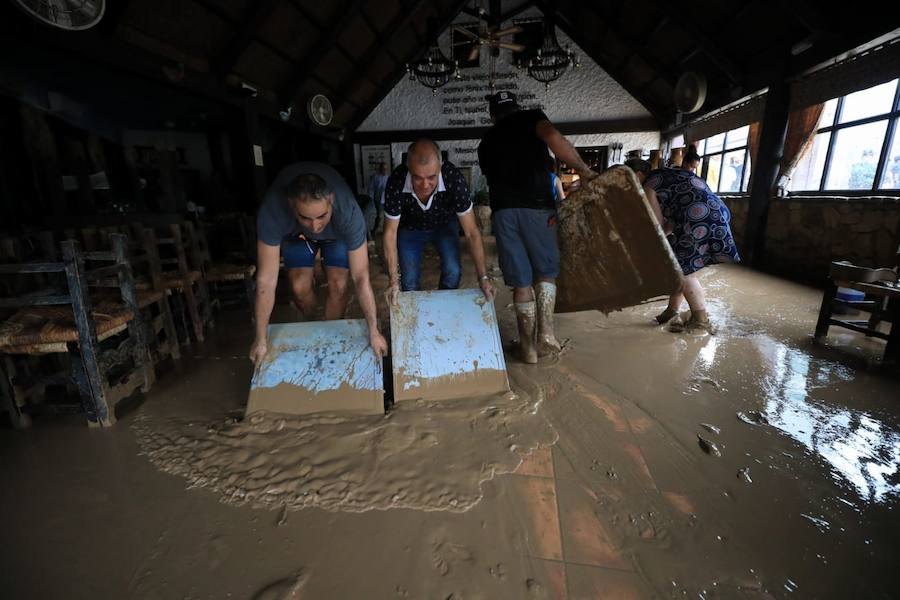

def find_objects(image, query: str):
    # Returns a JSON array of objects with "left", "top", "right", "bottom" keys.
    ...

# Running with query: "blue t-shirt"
[{"left": 257, "top": 162, "right": 367, "bottom": 251}]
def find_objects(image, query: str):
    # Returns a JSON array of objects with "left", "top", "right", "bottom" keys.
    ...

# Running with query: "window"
[
  {"left": 694, "top": 125, "right": 752, "bottom": 193},
  {"left": 789, "top": 78, "right": 900, "bottom": 192}
]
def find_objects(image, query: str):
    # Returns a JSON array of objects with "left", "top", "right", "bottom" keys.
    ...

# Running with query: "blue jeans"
[{"left": 397, "top": 221, "right": 461, "bottom": 291}]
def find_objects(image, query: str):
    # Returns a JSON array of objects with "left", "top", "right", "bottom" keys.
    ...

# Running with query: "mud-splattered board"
[
  {"left": 246, "top": 320, "right": 384, "bottom": 416},
  {"left": 390, "top": 289, "right": 509, "bottom": 402},
  {"left": 557, "top": 166, "right": 683, "bottom": 313}
]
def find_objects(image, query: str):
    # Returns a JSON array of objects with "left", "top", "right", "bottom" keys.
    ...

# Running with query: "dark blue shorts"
[
  {"left": 492, "top": 208, "right": 559, "bottom": 288},
  {"left": 281, "top": 235, "right": 350, "bottom": 269}
]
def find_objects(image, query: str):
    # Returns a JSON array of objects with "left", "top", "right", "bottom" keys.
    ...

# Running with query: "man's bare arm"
[
  {"left": 249, "top": 240, "right": 280, "bottom": 364},
  {"left": 536, "top": 120, "right": 594, "bottom": 179},
  {"left": 348, "top": 243, "right": 389, "bottom": 359}
]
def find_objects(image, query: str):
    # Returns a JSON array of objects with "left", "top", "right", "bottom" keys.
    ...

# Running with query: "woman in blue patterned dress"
[{"left": 641, "top": 146, "right": 740, "bottom": 331}]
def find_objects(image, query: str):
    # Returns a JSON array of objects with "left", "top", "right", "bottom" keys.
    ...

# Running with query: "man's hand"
[
  {"left": 369, "top": 330, "right": 389, "bottom": 361},
  {"left": 249, "top": 337, "right": 268, "bottom": 367},
  {"left": 386, "top": 282, "right": 401, "bottom": 306},
  {"left": 479, "top": 277, "right": 496, "bottom": 301},
  {"left": 578, "top": 168, "right": 599, "bottom": 183}
]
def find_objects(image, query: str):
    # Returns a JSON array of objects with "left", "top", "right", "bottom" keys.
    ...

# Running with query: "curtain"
[
  {"left": 746, "top": 122, "right": 761, "bottom": 192},
  {"left": 779, "top": 103, "right": 824, "bottom": 180}
]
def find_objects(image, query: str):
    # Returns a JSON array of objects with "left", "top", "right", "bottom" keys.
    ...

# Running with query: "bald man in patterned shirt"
[{"left": 383, "top": 139, "right": 495, "bottom": 304}]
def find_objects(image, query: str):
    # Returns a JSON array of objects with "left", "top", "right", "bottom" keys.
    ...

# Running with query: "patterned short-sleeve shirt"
[{"left": 383, "top": 161, "right": 472, "bottom": 231}]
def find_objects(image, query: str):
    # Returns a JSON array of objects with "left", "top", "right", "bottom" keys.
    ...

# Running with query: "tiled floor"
[{"left": 510, "top": 441, "right": 652, "bottom": 598}]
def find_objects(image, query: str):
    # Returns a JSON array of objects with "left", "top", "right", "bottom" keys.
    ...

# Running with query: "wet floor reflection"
[{"left": 755, "top": 337, "right": 900, "bottom": 504}]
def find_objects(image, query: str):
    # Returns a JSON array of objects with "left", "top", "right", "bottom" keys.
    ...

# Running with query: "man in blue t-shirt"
[
  {"left": 250, "top": 162, "right": 388, "bottom": 365},
  {"left": 382, "top": 139, "right": 495, "bottom": 303}
]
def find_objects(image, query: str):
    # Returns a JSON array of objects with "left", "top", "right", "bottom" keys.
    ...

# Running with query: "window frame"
[
  {"left": 799, "top": 79, "right": 900, "bottom": 193},
  {"left": 696, "top": 127, "right": 751, "bottom": 195}
]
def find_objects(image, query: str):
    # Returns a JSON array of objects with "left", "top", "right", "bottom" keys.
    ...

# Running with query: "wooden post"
[
  {"left": 244, "top": 100, "right": 268, "bottom": 206},
  {"left": 61, "top": 240, "right": 114, "bottom": 426},
  {"left": 170, "top": 224, "right": 205, "bottom": 342},
  {"left": 111, "top": 234, "right": 155, "bottom": 391},
  {"left": 142, "top": 227, "right": 181, "bottom": 361},
  {"left": 744, "top": 67, "right": 790, "bottom": 266},
  {"left": 183, "top": 221, "right": 214, "bottom": 325},
  {"left": 158, "top": 149, "right": 181, "bottom": 213},
  {"left": 19, "top": 105, "right": 66, "bottom": 217},
  {"left": 122, "top": 146, "right": 144, "bottom": 208},
  {"left": 61, "top": 137, "right": 95, "bottom": 214}
]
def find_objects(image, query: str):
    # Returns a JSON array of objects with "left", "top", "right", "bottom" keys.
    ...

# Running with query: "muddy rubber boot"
[
  {"left": 515, "top": 301, "right": 538, "bottom": 364},
  {"left": 535, "top": 282, "right": 562, "bottom": 355},
  {"left": 654, "top": 307, "right": 678, "bottom": 324},
  {"left": 686, "top": 309, "right": 713, "bottom": 333}
]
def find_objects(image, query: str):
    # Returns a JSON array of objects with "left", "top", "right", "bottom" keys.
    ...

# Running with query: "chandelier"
[
  {"left": 407, "top": 46, "right": 461, "bottom": 94},
  {"left": 527, "top": 23, "right": 579, "bottom": 89}
]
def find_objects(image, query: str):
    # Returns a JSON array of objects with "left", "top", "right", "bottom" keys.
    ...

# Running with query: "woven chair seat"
[
  {"left": 160, "top": 270, "right": 201, "bottom": 290},
  {"left": 206, "top": 263, "right": 255, "bottom": 282},
  {"left": 0, "top": 298, "right": 134, "bottom": 354}
]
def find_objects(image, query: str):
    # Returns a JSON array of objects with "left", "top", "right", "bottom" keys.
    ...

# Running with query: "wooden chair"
[
  {"left": 188, "top": 219, "right": 255, "bottom": 311},
  {"left": 153, "top": 223, "right": 213, "bottom": 343},
  {"left": 77, "top": 226, "right": 182, "bottom": 368},
  {"left": 814, "top": 251, "right": 900, "bottom": 363},
  {"left": 0, "top": 236, "right": 152, "bottom": 427}
]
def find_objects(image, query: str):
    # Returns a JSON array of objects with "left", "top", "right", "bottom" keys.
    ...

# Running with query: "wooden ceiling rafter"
[
  {"left": 214, "top": 0, "right": 281, "bottom": 76},
  {"left": 333, "top": 0, "right": 431, "bottom": 113},
  {"left": 347, "top": 0, "right": 473, "bottom": 133},
  {"left": 646, "top": 0, "right": 744, "bottom": 85},
  {"left": 286, "top": 0, "right": 382, "bottom": 89},
  {"left": 540, "top": 2, "right": 667, "bottom": 125},
  {"left": 188, "top": 0, "right": 362, "bottom": 111},
  {"left": 576, "top": 1, "right": 677, "bottom": 89},
  {"left": 281, "top": 0, "right": 367, "bottom": 106},
  {"left": 358, "top": 8, "right": 401, "bottom": 63}
]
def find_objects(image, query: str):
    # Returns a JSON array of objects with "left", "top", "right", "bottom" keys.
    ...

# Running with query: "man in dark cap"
[{"left": 478, "top": 91, "right": 595, "bottom": 364}]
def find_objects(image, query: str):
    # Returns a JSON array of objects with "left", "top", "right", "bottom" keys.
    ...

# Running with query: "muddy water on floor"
[
  {"left": 549, "top": 264, "right": 900, "bottom": 598},
  {"left": 4, "top": 259, "right": 900, "bottom": 599}
]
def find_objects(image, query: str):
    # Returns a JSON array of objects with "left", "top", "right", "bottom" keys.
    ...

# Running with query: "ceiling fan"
[{"left": 451, "top": 0, "right": 524, "bottom": 62}]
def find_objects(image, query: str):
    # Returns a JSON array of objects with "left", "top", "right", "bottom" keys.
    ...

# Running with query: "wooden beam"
[
  {"left": 189, "top": 0, "right": 363, "bottom": 109},
  {"left": 500, "top": 1, "right": 534, "bottom": 22},
  {"left": 284, "top": 2, "right": 382, "bottom": 90},
  {"left": 779, "top": 0, "right": 833, "bottom": 35},
  {"left": 215, "top": 0, "right": 281, "bottom": 76},
  {"left": 281, "top": 0, "right": 366, "bottom": 105},
  {"left": 334, "top": 0, "right": 430, "bottom": 118},
  {"left": 346, "top": 0, "right": 472, "bottom": 133},
  {"left": 358, "top": 8, "right": 400, "bottom": 63},
  {"left": 744, "top": 62, "right": 790, "bottom": 266},
  {"left": 578, "top": 1, "right": 677, "bottom": 89},
  {"left": 352, "top": 117, "right": 659, "bottom": 144},
  {"left": 543, "top": 4, "right": 667, "bottom": 125},
  {"left": 460, "top": 6, "right": 481, "bottom": 19},
  {"left": 646, "top": 0, "right": 743, "bottom": 85}
]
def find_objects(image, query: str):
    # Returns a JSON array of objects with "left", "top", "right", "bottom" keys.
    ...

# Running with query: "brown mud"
[{"left": 2, "top": 252, "right": 900, "bottom": 598}]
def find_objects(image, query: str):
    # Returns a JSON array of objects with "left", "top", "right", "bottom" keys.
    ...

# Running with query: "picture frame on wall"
[{"left": 359, "top": 145, "right": 392, "bottom": 194}]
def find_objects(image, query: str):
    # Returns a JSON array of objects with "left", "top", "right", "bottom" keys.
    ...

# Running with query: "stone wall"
[{"left": 721, "top": 195, "right": 900, "bottom": 282}]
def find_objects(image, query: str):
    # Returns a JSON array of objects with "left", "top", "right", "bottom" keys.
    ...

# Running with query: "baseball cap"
[{"left": 486, "top": 91, "right": 519, "bottom": 113}]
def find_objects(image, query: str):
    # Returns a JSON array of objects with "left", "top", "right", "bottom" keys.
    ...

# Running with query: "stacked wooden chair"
[
  {"left": 192, "top": 215, "right": 256, "bottom": 311},
  {"left": 0, "top": 234, "right": 153, "bottom": 427},
  {"left": 152, "top": 222, "right": 214, "bottom": 343},
  {"left": 63, "top": 225, "right": 182, "bottom": 366}
]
